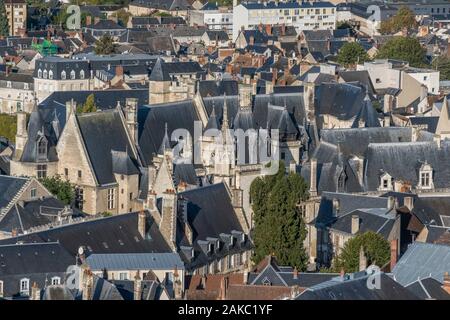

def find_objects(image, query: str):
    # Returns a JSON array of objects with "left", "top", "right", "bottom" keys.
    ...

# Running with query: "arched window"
[
  {"left": 61, "top": 70, "right": 66, "bottom": 80},
  {"left": 70, "top": 70, "right": 75, "bottom": 80},
  {"left": 43, "top": 70, "right": 48, "bottom": 79},
  {"left": 418, "top": 161, "right": 433, "bottom": 190},
  {"left": 48, "top": 70, "right": 53, "bottom": 80},
  {"left": 37, "top": 69, "right": 42, "bottom": 78},
  {"left": 80, "top": 70, "right": 85, "bottom": 79}
]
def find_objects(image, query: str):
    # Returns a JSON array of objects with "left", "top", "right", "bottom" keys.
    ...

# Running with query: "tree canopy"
[
  {"left": 0, "top": 0, "right": 10, "bottom": 37},
  {"left": 332, "top": 231, "right": 390, "bottom": 273},
  {"left": 432, "top": 56, "right": 450, "bottom": 80},
  {"left": 40, "top": 175, "right": 75, "bottom": 205},
  {"left": 0, "top": 114, "right": 17, "bottom": 143},
  {"left": 94, "top": 34, "right": 116, "bottom": 55},
  {"left": 250, "top": 162, "right": 309, "bottom": 269},
  {"left": 77, "top": 94, "right": 97, "bottom": 114},
  {"left": 337, "top": 42, "right": 369, "bottom": 67},
  {"left": 380, "top": 7, "right": 418, "bottom": 35},
  {"left": 376, "top": 37, "right": 427, "bottom": 67}
]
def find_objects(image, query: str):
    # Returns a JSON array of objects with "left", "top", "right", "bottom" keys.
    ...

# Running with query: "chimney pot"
[
  {"left": 390, "top": 239, "right": 398, "bottom": 271},
  {"left": 351, "top": 215, "right": 359, "bottom": 234}
]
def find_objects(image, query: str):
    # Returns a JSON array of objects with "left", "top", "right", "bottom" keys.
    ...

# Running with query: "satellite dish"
[{"left": 78, "top": 246, "right": 84, "bottom": 256}]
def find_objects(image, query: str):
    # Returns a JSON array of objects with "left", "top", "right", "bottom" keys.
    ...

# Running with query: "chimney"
[
  {"left": 115, "top": 65, "right": 124, "bottom": 78},
  {"left": 384, "top": 115, "right": 391, "bottom": 127},
  {"left": 134, "top": 271, "right": 142, "bottom": 300},
  {"left": 281, "top": 23, "right": 286, "bottom": 36},
  {"left": 30, "top": 282, "right": 40, "bottom": 300},
  {"left": 78, "top": 246, "right": 86, "bottom": 264},
  {"left": 249, "top": 35, "right": 254, "bottom": 46},
  {"left": 265, "top": 24, "right": 271, "bottom": 35},
  {"left": 332, "top": 198, "right": 340, "bottom": 217},
  {"left": 125, "top": 98, "right": 138, "bottom": 147},
  {"left": 293, "top": 267, "right": 298, "bottom": 280},
  {"left": 289, "top": 161, "right": 296, "bottom": 173},
  {"left": 272, "top": 67, "right": 278, "bottom": 85},
  {"left": 404, "top": 197, "right": 414, "bottom": 211},
  {"left": 387, "top": 196, "right": 396, "bottom": 210},
  {"left": 94, "top": 17, "right": 100, "bottom": 25},
  {"left": 82, "top": 269, "right": 93, "bottom": 300},
  {"left": 309, "top": 158, "right": 318, "bottom": 197},
  {"left": 138, "top": 210, "right": 146, "bottom": 239},
  {"left": 15, "top": 112, "right": 28, "bottom": 155},
  {"left": 442, "top": 272, "right": 450, "bottom": 294},
  {"left": 390, "top": 239, "right": 398, "bottom": 271},
  {"left": 11, "top": 228, "right": 18, "bottom": 237},
  {"left": 351, "top": 215, "right": 360, "bottom": 234},
  {"left": 160, "top": 189, "right": 177, "bottom": 250},
  {"left": 86, "top": 15, "right": 92, "bottom": 26}
]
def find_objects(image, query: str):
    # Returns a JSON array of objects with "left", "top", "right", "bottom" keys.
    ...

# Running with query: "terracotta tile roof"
[{"left": 185, "top": 274, "right": 244, "bottom": 300}]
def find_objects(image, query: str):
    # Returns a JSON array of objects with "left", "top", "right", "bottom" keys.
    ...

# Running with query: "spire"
[
  {"left": 206, "top": 100, "right": 219, "bottom": 130},
  {"left": 221, "top": 93, "right": 229, "bottom": 133},
  {"left": 158, "top": 123, "right": 171, "bottom": 155}
]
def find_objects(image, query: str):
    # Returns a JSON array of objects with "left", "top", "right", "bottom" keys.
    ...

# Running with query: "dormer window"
[
  {"left": 262, "top": 277, "right": 271, "bottom": 286},
  {"left": 48, "top": 70, "right": 53, "bottom": 80},
  {"left": 61, "top": 70, "right": 66, "bottom": 80},
  {"left": 80, "top": 70, "right": 85, "bottom": 79},
  {"left": 37, "top": 69, "right": 42, "bottom": 78},
  {"left": 43, "top": 70, "right": 48, "bottom": 79},
  {"left": 418, "top": 161, "right": 433, "bottom": 190},
  {"left": 51, "top": 276, "right": 60, "bottom": 285},
  {"left": 378, "top": 172, "right": 393, "bottom": 191},
  {"left": 70, "top": 70, "right": 75, "bottom": 80},
  {"left": 37, "top": 136, "right": 47, "bottom": 159},
  {"left": 20, "top": 278, "right": 30, "bottom": 295}
]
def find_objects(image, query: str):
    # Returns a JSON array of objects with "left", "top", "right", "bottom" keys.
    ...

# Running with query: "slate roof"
[
  {"left": 320, "top": 127, "right": 412, "bottom": 158},
  {"left": 339, "top": 70, "right": 376, "bottom": 96},
  {"left": 77, "top": 110, "right": 138, "bottom": 185},
  {"left": 0, "top": 211, "right": 172, "bottom": 256},
  {"left": 405, "top": 277, "right": 450, "bottom": 300},
  {"left": 149, "top": 58, "right": 204, "bottom": 81},
  {"left": 329, "top": 208, "right": 396, "bottom": 239},
  {"left": 0, "top": 242, "right": 74, "bottom": 298},
  {"left": 365, "top": 141, "right": 450, "bottom": 191},
  {"left": 138, "top": 100, "right": 200, "bottom": 166},
  {"left": 313, "top": 192, "right": 389, "bottom": 228},
  {"left": 86, "top": 252, "right": 184, "bottom": 271},
  {"left": 89, "top": 20, "right": 125, "bottom": 30},
  {"left": 0, "top": 176, "right": 28, "bottom": 210},
  {"left": 177, "top": 183, "right": 252, "bottom": 270},
  {"left": 0, "top": 196, "right": 83, "bottom": 234},
  {"left": 351, "top": 94, "right": 381, "bottom": 128},
  {"left": 34, "top": 56, "right": 90, "bottom": 80},
  {"left": 198, "top": 80, "right": 238, "bottom": 97},
  {"left": 393, "top": 242, "right": 450, "bottom": 286},
  {"left": 411, "top": 196, "right": 450, "bottom": 227},
  {"left": 315, "top": 83, "right": 366, "bottom": 121},
  {"left": 296, "top": 272, "right": 419, "bottom": 300},
  {"left": 408, "top": 116, "right": 439, "bottom": 134}
]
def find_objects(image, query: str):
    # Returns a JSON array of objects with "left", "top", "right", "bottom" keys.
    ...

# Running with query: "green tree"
[
  {"left": 77, "top": 94, "right": 97, "bottom": 114},
  {"left": 94, "top": 34, "right": 116, "bottom": 55},
  {"left": 0, "top": 114, "right": 17, "bottom": 142},
  {"left": 332, "top": 231, "right": 390, "bottom": 273},
  {"left": 114, "top": 8, "right": 131, "bottom": 27},
  {"left": 337, "top": 21, "right": 352, "bottom": 30},
  {"left": 0, "top": 0, "right": 10, "bottom": 37},
  {"left": 337, "top": 42, "right": 369, "bottom": 67},
  {"left": 40, "top": 175, "right": 75, "bottom": 205},
  {"left": 376, "top": 37, "right": 427, "bottom": 67},
  {"left": 432, "top": 56, "right": 450, "bottom": 80},
  {"left": 380, "top": 7, "right": 417, "bottom": 35},
  {"left": 250, "top": 162, "right": 309, "bottom": 269}
]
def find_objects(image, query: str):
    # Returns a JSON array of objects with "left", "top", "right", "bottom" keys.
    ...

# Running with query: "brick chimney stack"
[
  {"left": 443, "top": 272, "right": 450, "bottom": 294},
  {"left": 390, "top": 239, "right": 398, "bottom": 271}
]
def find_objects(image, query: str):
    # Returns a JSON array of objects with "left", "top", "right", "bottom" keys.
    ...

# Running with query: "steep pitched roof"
[
  {"left": 393, "top": 242, "right": 450, "bottom": 286},
  {"left": 77, "top": 110, "right": 137, "bottom": 185}
]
